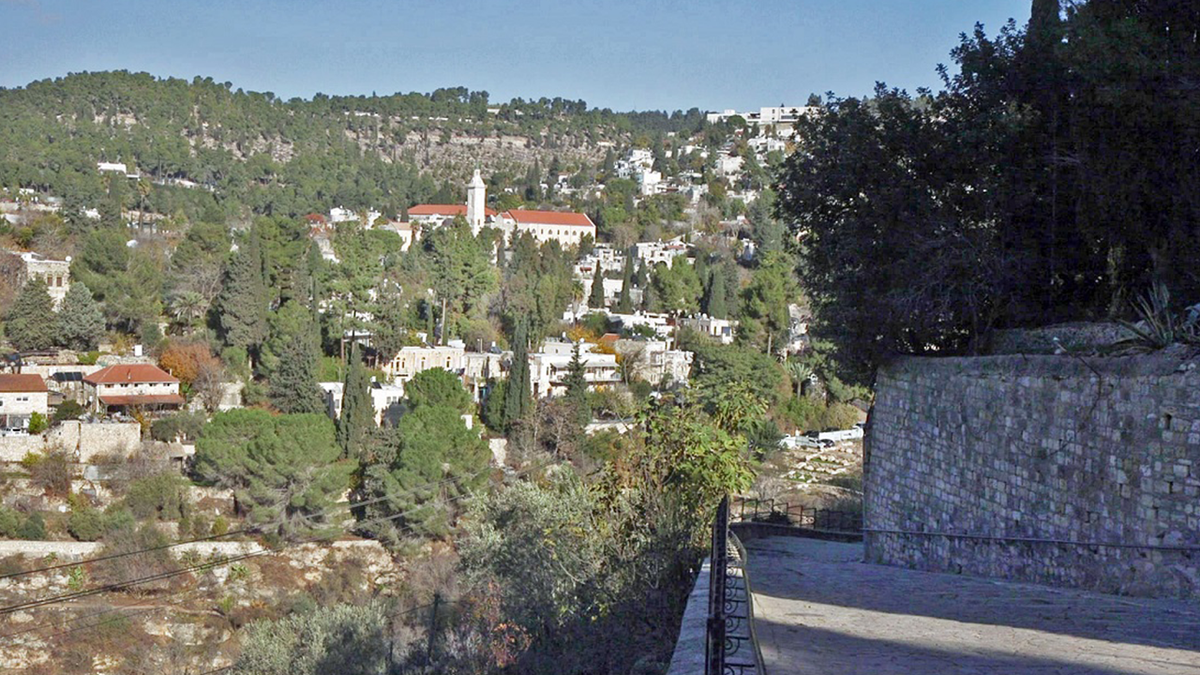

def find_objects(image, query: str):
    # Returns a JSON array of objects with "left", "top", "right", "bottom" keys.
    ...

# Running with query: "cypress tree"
[
  {"left": 216, "top": 233, "right": 269, "bottom": 356},
  {"left": 57, "top": 282, "right": 105, "bottom": 351},
  {"left": 564, "top": 342, "right": 591, "bottom": 426},
  {"left": 706, "top": 268, "right": 728, "bottom": 319},
  {"left": 588, "top": 265, "right": 605, "bottom": 309},
  {"left": 336, "top": 342, "right": 374, "bottom": 459},
  {"left": 267, "top": 303, "right": 324, "bottom": 415},
  {"left": 615, "top": 256, "right": 634, "bottom": 313},
  {"left": 6, "top": 278, "right": 56, "bottom": 351},
  {"left": 503, "top": 318, "right": 531, "bottom": 429}
]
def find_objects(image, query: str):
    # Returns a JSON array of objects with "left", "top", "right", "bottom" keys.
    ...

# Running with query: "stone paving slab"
[{"left": 744, "top": 536, "right": 1200, "bottom": 675}]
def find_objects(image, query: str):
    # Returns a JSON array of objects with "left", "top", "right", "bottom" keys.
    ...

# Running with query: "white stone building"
[
  {"left": 614, "top": 339, "right": 693, "bottom": 386},
  {"left": 528, "top": 343, "right": 620, "bottom": 398},
  {"left": 678, "top": 315, "right": 738, "bottom": 344},
  {"left": 633, "top": 238, "right": 689, "bottom": 269},
  {"left": 0, "top": 374, "right": 49, "bottom": 433},
  {"left": 9, "top": 251, "right": 71, "bottom": 307},
  {"left": 382, "top": 345, "right": 466, "bottom": 381}
]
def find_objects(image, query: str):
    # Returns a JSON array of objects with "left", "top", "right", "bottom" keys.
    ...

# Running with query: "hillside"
[{"left": 0, "top": 71, "right": 707, "bottom": 220}]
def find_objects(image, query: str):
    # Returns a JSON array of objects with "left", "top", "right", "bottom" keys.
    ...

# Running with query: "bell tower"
[{"left": 466, "top": 169, "right": 486, "bottom": 235}]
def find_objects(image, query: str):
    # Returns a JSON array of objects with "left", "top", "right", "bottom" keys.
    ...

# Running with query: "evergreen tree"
[
  {"left": 6, "top": 278, "right": 56, "bottom": 351},
  {"left": 215, "top": 233, "right": 268, "bottom": 357},
  {"left": 706, "top": 267, "right": 728, "bottom": 319},
  {"left": 588, "top": 265, "right": 605, "bottom": 309},
  {"left": 193, "top": 409, "right": 352, "bottom": 539},
  {"left": 503, "top": 318, "right": 531, "bottom": 429},
  {"left": 336, "top": 343, "right": 374, "bottom": 459},
  {"left": 56, "top": 282, "right": 105, "bottom": 351},
  {"left": 266, "top": 302, "right": 324, "bottom": 415},
  {"left": 615, "top": 255, "right": 634, "bottom": 313},
  {"left": 564, "top": 342, "right": 591, "bottom": 425}
]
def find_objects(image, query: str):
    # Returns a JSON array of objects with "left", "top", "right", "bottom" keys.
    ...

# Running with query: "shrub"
[
  {"left": 234, "top": 603, "right": 391, "bottom": 675},
  {"left": 822, "top": 403, "right": 861, "bottom": 431},
  {"left": 150, "top": 411, "right": 207, "bottom": 442},
  {"left": 17, "top": 512, "right": 46, "bottom": 540},
  {"left": 124, "top": 473, "right": 187, "bottom": 521},
  {"left": 27, "top": 412, "right": 48, "bottom": 435},
  {"left": 52, "top": 400, "right": 86, "bottom": 425},
  {"left": 23, "top": 451, "right": 71, "bottom": 499},
  {"left": 77, "top": 351, "right": 102, "bottom": 366},
  {"left": 0, "top": 508, "right": 21, "bottom": 538},
  {"left": 95, "top": 526, "right": 178, "bottom": 593},
  {"left": 68, "top": 506, "right": 107, "bottom": 541}
]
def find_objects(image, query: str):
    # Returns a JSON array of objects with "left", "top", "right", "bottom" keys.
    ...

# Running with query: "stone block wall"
[{"left": 865, "top": 352, "right": 1200, "bottom": 601}]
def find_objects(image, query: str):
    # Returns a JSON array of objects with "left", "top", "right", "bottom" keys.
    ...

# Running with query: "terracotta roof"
[
  {"left": 84, "top": 364, "right": 179, "bottom": 386},
  {"left": 0, "top": 374, "right": 47, "bottom": 393},
  {"left": 99, "top": 394, "right": 186, "bottom": 407},
  {"left": 504, "top": 209, "right": 595, "bottom": 227},
  {"left": 407, "top": 204, "right": 498, "bottom": 217}
]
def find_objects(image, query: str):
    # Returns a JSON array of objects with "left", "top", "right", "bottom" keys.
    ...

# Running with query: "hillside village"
[
  {"left": 1, "top": 2, "right": 1198, "bottom": 673},
  {"left": 0, "top": 89, "right": 870, "bottom": 673}
]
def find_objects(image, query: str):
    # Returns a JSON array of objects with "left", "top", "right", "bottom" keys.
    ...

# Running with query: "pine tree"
[
  {"left": 588, "top": 265, "right": 605, "bottom": 309},
  {"left": 615, "top": 255, "right": 634, "bottom": 313},
  {"left": 503, "top": 318, "right": 531, "bottom": 429},
  {"left": 266, "top": 303, "right": 324, "bottom": 415},
  {"left": 564, "top": 342, "right": 591, "bottom": 425},
  {"left": 216, "top": 234, "right": 268, "bottom": 356},
  {"left": 6, "top": 278, "right": 56, "bottom": 351},
  {"left": 56, "top": 282, "right": 105, "bottom": 351},
  {"left": 336, "top": 342, "right": 374, "bottom": 459}
]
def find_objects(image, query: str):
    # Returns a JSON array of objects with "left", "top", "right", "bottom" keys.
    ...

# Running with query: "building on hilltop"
[{"left": 406, "top": 171, "right": 596, "bottom": 249}]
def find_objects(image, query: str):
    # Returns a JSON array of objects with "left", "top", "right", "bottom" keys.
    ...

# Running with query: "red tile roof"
[
  {"left": 407, "top": 204, "right": 498, "bottom": 217},
  {"left": 99, "top": 394, "right": 186, "bottom": 407},
  {"left": 0, "top": 374, "right": 48, "bottom": 393},
  {"left": 84, "top": 364, "right": 179, "bottom": 386},
  {"left": 504, "top": 209, "right": 595, "bottom": 227}
]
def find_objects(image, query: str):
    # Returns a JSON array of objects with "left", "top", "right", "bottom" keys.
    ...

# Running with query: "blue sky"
[{"left": 1, "top": 0, "right": 1032, "bottom": 111}]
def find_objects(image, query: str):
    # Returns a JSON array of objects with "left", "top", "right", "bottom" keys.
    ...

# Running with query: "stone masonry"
[{"left": 865, "top": 351, "right": 1200, "bottom": 601}]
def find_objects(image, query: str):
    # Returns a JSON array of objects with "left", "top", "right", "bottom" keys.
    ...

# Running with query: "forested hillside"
[{"left": 0, "top": 71, "right": 706, "bottom": 220}]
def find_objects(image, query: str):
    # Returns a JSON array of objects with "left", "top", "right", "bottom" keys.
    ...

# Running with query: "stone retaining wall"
[{"left": 865, "top": 351, "right": 1200, "bottom": 601}]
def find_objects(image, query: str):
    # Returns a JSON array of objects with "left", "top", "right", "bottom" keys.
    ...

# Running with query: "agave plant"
[{"left": 1118, "top": 282, "right": 1200, "bottom": 351}]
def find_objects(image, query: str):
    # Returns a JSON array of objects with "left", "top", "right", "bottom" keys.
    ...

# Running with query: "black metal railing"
[
  {"left": 734, "top": 497, "right": 863, "bottom": 533},
  {"left": 706, "top": 496, "right": 759, "bottom": 675}
]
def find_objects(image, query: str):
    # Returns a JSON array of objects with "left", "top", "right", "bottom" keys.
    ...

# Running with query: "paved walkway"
[{"left": 744, "top": 536, "right": 1200, "bottom": 675}]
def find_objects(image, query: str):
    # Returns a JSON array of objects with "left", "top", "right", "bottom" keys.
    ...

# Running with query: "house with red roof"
[
  {"left": 82, "top": 364, "right": 184, "bottom": 415},
  {"left": 0, "top": 374, "right": 49, "bottom": 433}
]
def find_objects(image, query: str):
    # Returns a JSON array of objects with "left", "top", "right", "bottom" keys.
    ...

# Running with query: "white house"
[
  {"left": 528, "top": 345, "right": 620, "bottom": 399},
  {"left": 0, "top": 374, "right": 49, "bottom": 433},
  {"left": 678, "top": 315, "right": 738, "bottom": 344},
  {"left": 319, "top": 380, "right": 407, "bottom": 427},
  {"left": 81, "top": 364, "right": 184, "bottom": 415},
  {"left": 633, "top": 238, "right": 688, "bottom": 269}
]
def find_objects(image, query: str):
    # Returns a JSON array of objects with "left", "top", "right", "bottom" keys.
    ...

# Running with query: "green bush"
[
  {"left": 0, "top": 508, "right": 21, "bottom": 538},
  {"left": 124, "top": 473, "right": 187, "bottom": 521},
  {"left": 822, "top": 403, "right": 861, "bottom": 431},
  {"left": 68, "top": 506, "right": 106, "bottom": 541},
  {"left": 17, "top": 512, "right": 46, "bottom": 540},
  {"left": 27, "top": 412, "right": 48, "bottom": 435},
  {"left": 77, "top": 351, "right": 102, "bottom": 366},
  {"left": 150, "top": 411, "right": 207, "bottom": 442},
  {"left": 779, "top": 396, "right": 825, "bottom": 432},
  {"left": 52, "top": 400, "right": 86, "bottom": 425}
]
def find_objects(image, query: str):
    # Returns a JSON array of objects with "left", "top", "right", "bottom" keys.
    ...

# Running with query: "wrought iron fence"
[
  {"left": 734, "top": 497, "right": 863, "bottom": 533},
  {"left": 706, "top": 496, "right": 759, "bottom": 675}
]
